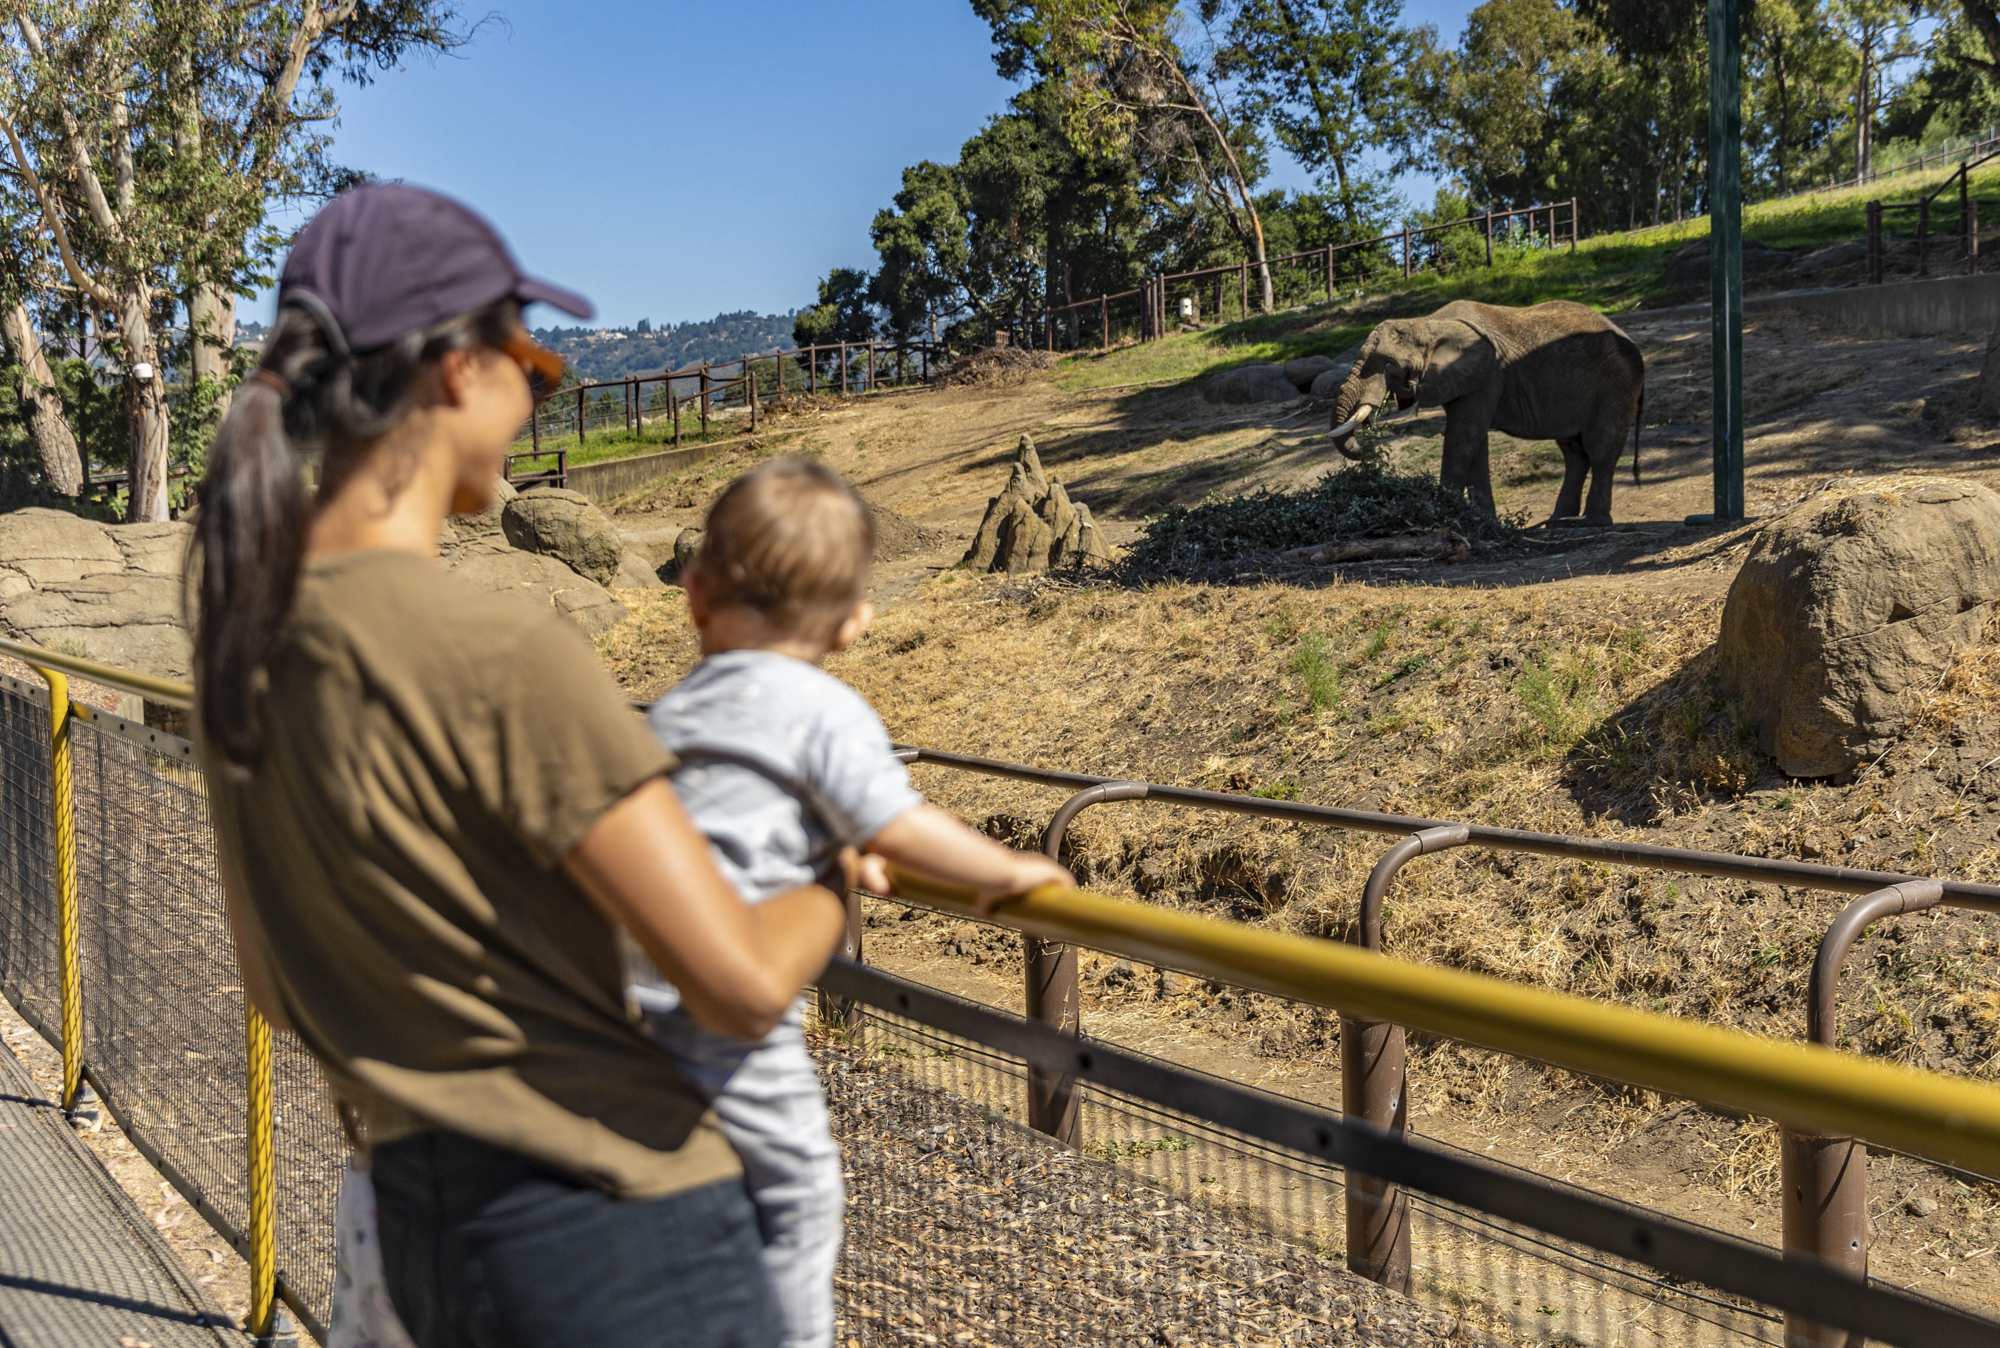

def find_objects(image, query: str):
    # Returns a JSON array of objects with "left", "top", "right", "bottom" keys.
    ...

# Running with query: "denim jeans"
[{"left": 371, "top": 1130, "right": 781, "bottom": 1348}]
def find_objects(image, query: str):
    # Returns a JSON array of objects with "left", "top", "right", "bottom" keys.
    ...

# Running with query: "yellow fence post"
[
  {"left": 246, "top": 1005, "right": 278, "bottom": 1340},
  {"left": 28, "top": 665, "right": 82, "bottom": 1112}
]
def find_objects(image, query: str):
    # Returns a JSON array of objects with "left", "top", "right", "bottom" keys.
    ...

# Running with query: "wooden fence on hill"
[{"left": 508, "top": 338, "right": 947, "bottom": 488}]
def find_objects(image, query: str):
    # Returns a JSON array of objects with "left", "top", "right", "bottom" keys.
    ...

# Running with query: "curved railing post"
[
  {"left": 1784, "top": 879, "right": 1943, "bottom": 1348},
  {"left": 1344, "top": 824, "right": 1469, "bottom": 1294},
  {"left": 26, "top": 665, "right": 83, "bottom": 1113},
  {"left": 1022, "top": 782, "right": 1149, "bottom": 1146}
]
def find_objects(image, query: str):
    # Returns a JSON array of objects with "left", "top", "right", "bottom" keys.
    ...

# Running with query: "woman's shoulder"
[{"left": 290, "top": 550, "right": 603, "bottom": 692}]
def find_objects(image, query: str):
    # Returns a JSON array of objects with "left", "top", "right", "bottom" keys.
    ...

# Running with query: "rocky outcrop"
[
  {"left": 960, "top": 435, "right": 1113, "bottom": 574},
  {"left": 501, "top": 487, "right": 626, "bottom": 587},
  {"left": 449, "top": 549, "right": 631, "bottom": 639},
  {"left": 1718, "top": 476, "right": 2000, "bottom": 777},
  {"left": 0, "top": 485, "right": 641, "bottom": 681},
  {"left": 1202, "top": 364, "right": 1301, "bottom": 405},
  {"left": 1281, "top": 355, "right": 1340, "bottom": 391},
  {"left": 1663, "top": 238, "right": 1797, "bottom": 288},
  {"left": 0, "top": 510, "right": 192, "bottom": 680}
]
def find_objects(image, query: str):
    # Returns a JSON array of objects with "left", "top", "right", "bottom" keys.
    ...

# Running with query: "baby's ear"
[{"left": 831, "top": 600, "right": 875, "bottom": 653}]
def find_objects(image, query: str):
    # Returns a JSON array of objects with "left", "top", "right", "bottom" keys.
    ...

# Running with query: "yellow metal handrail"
[
  {"left": 892, "top": 874, "right": 2000, "bottom": 1180},
  {"left": 0, "top": 635, "right": 193, "bottom": 708}
]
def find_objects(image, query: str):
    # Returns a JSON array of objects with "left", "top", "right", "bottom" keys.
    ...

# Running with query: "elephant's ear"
[{"left": 1416, "top": 320, "right": 1497, "bottom": 407}]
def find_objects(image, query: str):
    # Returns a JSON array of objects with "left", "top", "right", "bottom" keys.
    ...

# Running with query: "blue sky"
[{"left": 252, "top": 0, "right": 1477, "bottom": 330}]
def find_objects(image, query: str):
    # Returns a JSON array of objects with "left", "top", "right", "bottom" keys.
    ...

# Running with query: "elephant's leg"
[
  {"left": 1440, "top": 406, "right": 1498, "bottom": 518},
  {"left": 1580, "top": 427, "right": 1620, "bottom": 524},
  {"left": 1549, "top": 437, "right": 1589, "bottom": 521}
]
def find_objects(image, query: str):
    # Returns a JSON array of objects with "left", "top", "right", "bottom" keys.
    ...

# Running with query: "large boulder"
[
  {"left": 1281, "top": 355, "right": 1341, "bottom": 392},
  {"left": 1718, "top": 476, "right": 2000, "bottom": 777},
  {"left": 501, "top": 487, "right": 624, "bottom": 587},
  {"left": 450, "top": 549, "right": 629, "bottom": 640},
  {"left": 1202, "top": 363, "right": 1300, "bottom": 405},
  {"left": 1664, "top": 238, "right": 1795, "bottom": 288}
]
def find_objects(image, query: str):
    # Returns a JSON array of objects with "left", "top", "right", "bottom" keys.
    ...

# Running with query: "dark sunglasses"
[{"left": 499, "top": 328, "right": 566, "bottom": 399}]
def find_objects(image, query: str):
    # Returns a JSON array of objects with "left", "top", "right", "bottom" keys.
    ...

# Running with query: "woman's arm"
[{"left": 564, "top": 778, "right": 846, "bottom": 1040}]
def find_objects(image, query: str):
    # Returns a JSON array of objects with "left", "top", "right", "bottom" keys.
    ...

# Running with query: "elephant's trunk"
[{"left": 1328, "top": 370, "right": 1386, "bottom": 460}]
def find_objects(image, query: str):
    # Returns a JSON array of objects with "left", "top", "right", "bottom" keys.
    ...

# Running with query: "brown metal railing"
[
  {"left": 883, "top": 741, "right": 2000, "bottom": 1327},
  {"left": 510, "top": 338, "right": 950, "bottom": 487},
  {"left": 1863, "top": 148, "right": 1999, "bottom": 283}
]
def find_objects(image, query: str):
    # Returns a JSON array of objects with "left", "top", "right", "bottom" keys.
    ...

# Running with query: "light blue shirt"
[{"left": 628, "top": 649, "right": 922, "bottom": 1011}]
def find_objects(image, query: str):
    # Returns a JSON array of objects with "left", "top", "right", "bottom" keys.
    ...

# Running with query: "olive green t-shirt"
[{"left": 202, "top": 550, "right": 740, "bottom": 1199}]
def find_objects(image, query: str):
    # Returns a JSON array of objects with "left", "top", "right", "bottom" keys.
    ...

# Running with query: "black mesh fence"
[
  {"left": 0, "top": 679, "right": 57, "bottom": 1043},
  {"left": 821, "top": 997, "right": 1800, "bottom": 1348}
]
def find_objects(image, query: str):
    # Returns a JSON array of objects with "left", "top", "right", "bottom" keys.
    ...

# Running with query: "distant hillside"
[{"left": 533, "top": 310, "right": 799, "bottom": 383}]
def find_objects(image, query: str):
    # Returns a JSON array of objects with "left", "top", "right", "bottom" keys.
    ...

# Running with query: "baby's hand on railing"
[{"left": 973, "top": 854, "right": 1075, "bottom": 918}]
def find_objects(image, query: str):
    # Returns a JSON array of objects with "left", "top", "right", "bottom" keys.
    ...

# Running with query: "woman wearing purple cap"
[{"left": 191, "top": 183, "right": 840, "bottom": 1346}]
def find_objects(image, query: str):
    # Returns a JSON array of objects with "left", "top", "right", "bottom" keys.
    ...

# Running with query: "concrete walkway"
[{"left": 0, "top": 1042, "right": 238, "bottom": 1347}]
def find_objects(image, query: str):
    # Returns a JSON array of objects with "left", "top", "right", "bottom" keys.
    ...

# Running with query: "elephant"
[{"left": 1326, "top": 299, "right": 1646, "bottom": 525}]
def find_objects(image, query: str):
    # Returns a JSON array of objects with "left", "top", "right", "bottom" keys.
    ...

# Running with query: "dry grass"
[{"left": 595, "top": 564, "right": 2000, "bottom": 1104}]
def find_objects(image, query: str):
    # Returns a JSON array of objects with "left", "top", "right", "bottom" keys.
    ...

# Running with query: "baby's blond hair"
[{"left": 694, "top": 458, "right": 875, "bottom": 640}]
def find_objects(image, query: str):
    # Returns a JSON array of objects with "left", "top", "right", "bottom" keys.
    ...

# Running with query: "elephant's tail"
[{"left": 1630, "top": 390, "right": 1643, "bottom": 486}]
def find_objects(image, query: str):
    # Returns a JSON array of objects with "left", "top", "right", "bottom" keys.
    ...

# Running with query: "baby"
[{"left": 633, "top": 456, "right": 1073, "bottom": 1348}]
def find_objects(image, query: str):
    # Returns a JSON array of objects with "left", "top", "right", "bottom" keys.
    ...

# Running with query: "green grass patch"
[
  {"left": 1288, "top": 630, "right": 1343, "bottom": 714},
  {"left": 1085, "top": 1136, "right": 1193, "bottom": 1161},
  {"left": 509, "top": 421, "right": 746, "bottom": 471}
]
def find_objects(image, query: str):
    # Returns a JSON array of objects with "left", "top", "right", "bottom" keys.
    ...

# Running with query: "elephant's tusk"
[{"left": 1328, "top": 404, "right": 1376, "bottom": 440}]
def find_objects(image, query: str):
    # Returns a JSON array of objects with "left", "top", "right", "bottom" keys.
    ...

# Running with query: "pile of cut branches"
[{"left": 1125, "top": 463, "right": 1520, "bottom": 578}]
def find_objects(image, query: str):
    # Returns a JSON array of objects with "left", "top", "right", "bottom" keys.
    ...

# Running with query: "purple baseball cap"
[{"left": 278, "top": 183, "right": 593, "bottom": 353}]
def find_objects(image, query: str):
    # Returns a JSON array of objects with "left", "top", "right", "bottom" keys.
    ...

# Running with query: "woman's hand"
[{"left": 565, "top": 779, "right": 845, "bottom": 1041}]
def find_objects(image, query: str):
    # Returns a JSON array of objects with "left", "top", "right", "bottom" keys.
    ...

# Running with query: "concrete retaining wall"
[
  {"left": 1633, "top": 272, "right": 2000, "bottom": 334},
  {"left": 558, "top": 443, "right": 723, "bottom": 503}
]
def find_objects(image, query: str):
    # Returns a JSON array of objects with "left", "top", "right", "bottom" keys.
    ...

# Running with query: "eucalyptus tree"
[
  {"left": 973, "top": 0, "right": 1279, "bottom": 312},
  {"left": 1199, "top": 0, "right": 1423, "bottom": 236}
]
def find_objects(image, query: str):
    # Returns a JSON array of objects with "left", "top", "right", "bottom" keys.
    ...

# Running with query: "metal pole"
[
  {"left": 29, "top": 667, "right": 82, "bottom": 1112},
  {"left": 1239, "top": 261, "right": 1248, "bottom": 320},
  {"left": 1569, "top": 198, "right": 1578, "bottom": 252},
  {"left": 576, "top": 387, "right": 584, "bottom": 448},
  {"left": 1696, "top": 0, "right": 1744, "bottom": 525},
  {"left": 672, "top": 385, "right": 680, "bottom": 446},
  {"left": 839, "top": 343, "right": 847, "bottom": 395},
  {"left": 1100, "top": 294, "right": 1109, "bottom": 350},
  {"left": 1028, "top": 785, "right": 1149, "bottom": 1147},
  {"left": 748, "top": 361, "right": 758, "bottom": 431},
  {"left": 1344, "top": 826, "right": 1468, "bottom": 1294},
  {"left": 1485, "top": 211, "right": 1493, "bottom": 265},
  {"left": 1402, "top": 227, "right": 1411, "bottom": 279},
  {"left": 1326, "top": 243, "right": 1336, "bottom": 300},
  {"left": 246, "top": 1005, "right": 279, "bottom": 1342},
  {"left": 530, "top": 397, "right": 540, "bottom": 458},
  {"left": 1782, "top": 881, "right": 1940, "bottom": 1348},
  {"left": 699, "top": 366, "right": 709, "bottom": 436},
  {"left": 1963, "top": 165, "right": 1974, "bottom": 273}
]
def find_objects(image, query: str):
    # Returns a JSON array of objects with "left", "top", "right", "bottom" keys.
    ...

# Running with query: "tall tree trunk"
[
  {"left": 1773, "top": 37, "right": 1791, "bottom": 195},
  {"left": 116, "top": 287, "right": 169, "bottom": 523},
  {"left": 0, "top": 303, "right": 81, "bottom": 496},
  {"left": 189, "top": 282, "right": 234, "bottom": 419}
]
